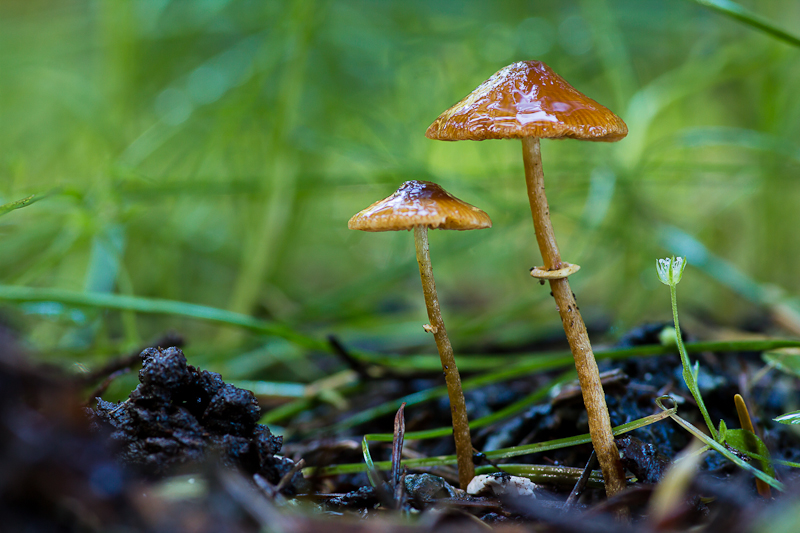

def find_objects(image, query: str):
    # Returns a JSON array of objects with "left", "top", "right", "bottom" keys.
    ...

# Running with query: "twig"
[
  {"left": 82, "top": 368, "right": 130, "bottom": 407},
  {"left": 565, "top": 451, "right": 597, "bottom": 510},
  {"left": 327, "top": 334, "right": 370, "bottom": 380},
  {"left": 276, "top": 459, "right": 307, "bottom": 494},
  {"left": 392, "top": 402, "right": 407, "bottom": 509},
  {"left": 472, "top": 447, "right": 508, "bottom": 475},
  {"left": 77, "top": 332, "right": 184, "bottom": 386}
]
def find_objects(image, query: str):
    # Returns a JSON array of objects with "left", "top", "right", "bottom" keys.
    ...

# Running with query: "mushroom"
[
  {"left": 349, "top": 180, "right": 492, "bottom": 489},
  {"left": 426, "top": 61, "right": 628, "bottom": 496}
]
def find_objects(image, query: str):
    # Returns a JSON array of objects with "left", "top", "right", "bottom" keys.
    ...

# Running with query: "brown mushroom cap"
[
  {"left": 426, "top": 61, "right": 627, "bottom": 142},
  {"left": 348, "top": 180, "right": 492, "bottom": 232}
]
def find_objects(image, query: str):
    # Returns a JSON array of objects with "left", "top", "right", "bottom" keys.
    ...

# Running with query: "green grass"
[{"left": 2, "top": 0, "right": 800, "bottom": 387}]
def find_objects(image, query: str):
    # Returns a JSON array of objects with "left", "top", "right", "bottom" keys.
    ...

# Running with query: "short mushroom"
[
  {"left": 349, "top": 180, "right": 491, "bottom": 489},
  {"left": 426, "top": 61, "right": 628, "bottom": 496}
]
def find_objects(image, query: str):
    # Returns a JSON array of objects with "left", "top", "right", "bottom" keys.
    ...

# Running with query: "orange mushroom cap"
[
  {"left": 426, "top": 61, "right": 627, "bottom": 142},
  {"left": 348, "top": 180, "right": 492, "bottom": 232}
]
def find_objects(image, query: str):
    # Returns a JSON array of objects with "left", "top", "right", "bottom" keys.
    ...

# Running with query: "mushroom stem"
[
  {"left": 521, "top": 136, "right": 626, "bottom": 497},
  {"left": 413, "top": 225, "right": 475, "bottom": 489}
]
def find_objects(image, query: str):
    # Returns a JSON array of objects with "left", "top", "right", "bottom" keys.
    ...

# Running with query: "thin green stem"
[
  {"left": 670, "top": 284, "right": 718, "bottom": 441},
  {"left": 656, "top": 398, "right": 783, "bottom": 491}
]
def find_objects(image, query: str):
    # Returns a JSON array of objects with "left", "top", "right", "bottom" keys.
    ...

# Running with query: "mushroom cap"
[
  {"left": 348, "top": 180, "right": 492, "bottom": 232},
  {"left": 426, "top": 61, "right": 627, "bottom": 142}
]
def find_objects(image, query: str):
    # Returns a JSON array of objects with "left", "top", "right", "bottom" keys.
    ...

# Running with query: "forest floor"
[{"left": 2, "top": 322, "right": 799, "bottom": 533}]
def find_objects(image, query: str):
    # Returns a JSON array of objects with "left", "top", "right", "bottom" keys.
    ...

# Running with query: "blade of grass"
[
  {"left": 0, "top": 284, "right": 326, "bottom": 351},
  {"left": 685, "top": 0, "right": 800, "bottom": 48},
  {"left": 347, "top": 340, "right": 800, "bottom": 371},
  {"left": 762, "top": 350, "right": 800, "bottom": 379},
  {"left": 361, "top": 436, "right": 381, "bottom": 488},
  {"left": 260, "top": 398, "right": 315, "bottom": 426},
  {"left": 309, "top": 408, "right": 675, "bottom": 477},
  {"left": 481, "top": 408, "right": 675, "bottom": 461},
  {"left": 721, "top": 421, "right": 800, "bottom": 469},
  {"left": 775, "top": 410, "right": 800, "bottom": 425},
  {"left": 2, "top": 284, "right": 798, "bottom": 371},
  {"left": 0, "top": 192, "right": 53, "bottom": 218},
  {"left": 664, "top": 127, "right": 800, "bottom": 164},
  {"left": 724, "top": 428, "right": 776, "bottom": 477},
  {"left": 660, "top": 226, "right": 800, "bottom": 335},
  {"left": 363, "top": 371, "right": 575, "bottom": 442},
  {"left": 655, "top": 397, "right": 785, "bottom": 491},
  {"left": 325, "top": 339, "right": 800, "bottom": 433},
  {"left": 476, "top": 464, "right": 606, "bottom": 488}
]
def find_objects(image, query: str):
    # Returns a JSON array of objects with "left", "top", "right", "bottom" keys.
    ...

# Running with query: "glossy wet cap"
[
  {"left": 426, "top": 61, "right": 627, "bottom": 142},
  {"left": 348, "top": 180, "right": 492, "bottom": 232}
]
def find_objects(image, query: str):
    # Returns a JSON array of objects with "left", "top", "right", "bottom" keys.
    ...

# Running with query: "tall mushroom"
[
  {"left": 426, "top": 61, "right": 628, "bottom": 496},
  {"left": 349, "top": 180, "right": 492, "bottom": 489}
]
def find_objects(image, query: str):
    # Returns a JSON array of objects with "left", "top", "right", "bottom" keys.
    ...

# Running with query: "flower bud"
[{"left": 656, "top": 256, "right": 687, "bottom": 287}]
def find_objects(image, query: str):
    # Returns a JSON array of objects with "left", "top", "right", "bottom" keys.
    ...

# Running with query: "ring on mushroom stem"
[
  {"left": 348, "top": 179, "right": 492, "bottom": 490},
  {"left": 426, "top": 60, "right": 628, "bottom": 497},
  {"left": 529, "top": 263, "right": 581, "bottom": 280}
]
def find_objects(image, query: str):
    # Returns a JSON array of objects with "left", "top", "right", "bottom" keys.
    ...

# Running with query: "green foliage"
[
  {"left": 656, "top": 398, "right": 785, "bottom": 491},
  {"left": 656, "top": 261, "right": 795, "bottom": 486},
  {"left": 657, "top": 256, "right": 719, "bottom": 441},
  {"left": 762, "top": 350, "right": 800, "bottom": 379},
  {"left": 0, "top": 193, "right": 47, "bottom": 218},
  {"left": 775, "top": 410, "right": 800, "bottom": 425},
  {"left": 361, "top": 436, "right": 381, "bottom": 488},
  {"left": 686, "top": 0, "right": 800, "bottom": 47},
  {"left": 1, "top": 0, "right": 800, "bottom": 377},
  {"left": 318, "top": 406, "right": 676, "bottom": 477},
  {"left": 3, "top": 0, "right": 800, "bottom": 502},
  {"left": 723, "top": 427, "right": 776, "bottom": 478}
]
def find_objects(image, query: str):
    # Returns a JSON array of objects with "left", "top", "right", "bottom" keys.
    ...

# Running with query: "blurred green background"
[{"left": 1, "top": 0, "right": 799, "bottom": 380}]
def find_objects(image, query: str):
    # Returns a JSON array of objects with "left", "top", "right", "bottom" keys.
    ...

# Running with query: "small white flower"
[{"left": 656, "top": 256, "right": 687, "bottom": 287}]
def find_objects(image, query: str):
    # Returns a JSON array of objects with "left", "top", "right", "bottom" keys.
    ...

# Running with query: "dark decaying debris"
[
  {"left": 91, "top": 346, "right": 304, "bottom": 492},
  {"left": 326, "top": 486, "right": 380, "bottom": 509},
  {"left": 76, "top": 332, "right": 185, "bottom": 389},
  {"left": 616, "top": 435, "right": 671, "bottom": 485},
  {"left": 4, "top": 316, "right": 800, "bottom": 532},
  {"left": 0, "top": 328, "right": 146, "bottom": 531}
]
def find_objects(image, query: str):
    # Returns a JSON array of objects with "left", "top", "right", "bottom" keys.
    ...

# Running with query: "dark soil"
[
  {"left": 91, "top": 346, "right": 299, "bottom": 490},
  {"left": 2, "top": 323, "right": 800, "bottom": 532}
]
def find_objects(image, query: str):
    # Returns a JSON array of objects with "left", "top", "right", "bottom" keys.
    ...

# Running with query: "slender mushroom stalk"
[
  {"left": 522, "top": 136, "right": 626, "bottom": 495},
  {"left": 413, "top": 224, "right": 474, "bottom": 488},
  {"left": 426, "top": 61, "right": 629, "bottom": 496},
  {"left": 348, "top": 180, "right": 491, "bottom": 489}
]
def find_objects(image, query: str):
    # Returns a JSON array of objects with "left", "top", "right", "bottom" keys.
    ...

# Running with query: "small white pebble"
[{"left": 466, "top": 473, "right": 538, "bottom": 498}]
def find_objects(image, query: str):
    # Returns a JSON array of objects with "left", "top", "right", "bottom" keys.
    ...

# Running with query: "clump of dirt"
[
  {"left": 92, "top": 346, "right": 302, "bottom": 491},
  {"left": 617, "top": 435, "right": 671, "bottom": 484}
]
